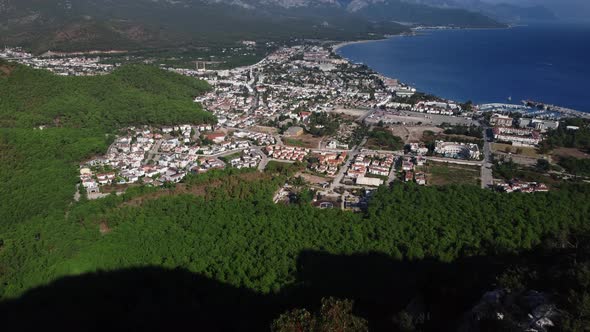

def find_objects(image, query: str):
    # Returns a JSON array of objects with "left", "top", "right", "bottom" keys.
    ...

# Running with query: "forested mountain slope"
[
  {"left": 0, "top": 62, "right": 214, "bottom": 129},
  {"left": 0, "top": 0, "right": 501, "bottom": 53},
  {"left": 1, "top": 63, "right": 589, "bottom": 330},
  {"left": 0, "top": 62, "right": 213, "bottom": 233}
]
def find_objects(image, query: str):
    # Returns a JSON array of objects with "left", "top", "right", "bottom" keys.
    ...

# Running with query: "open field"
[
  {"left": 443, "top": 134, "right": 482, "bottom": 142},
  {"left": 390, "top": 126, "right": 442, "bottom": 143},
  {"left": 492, "top": 143, "right": 542, "bottom": 159},
  {"left": 420, "top": 161, "right": 480, "bottom": 186},
  {"left": 250, "top": 126, "right": 279, "bottom": 134},
  {"left": 553, "top": 147, "right": 590, "bottom": 160},
  {"left": 283, "top": 134, "right": 323, "bottom": 148},
  {"left": 329, "top": 108, "right": 370, "bottom": 118},
  {"left": 300, "top": 172, "right": 329, "bottom": 185},
  {"left": 367, "top": 111, "right": 476, "bottom": 126}
]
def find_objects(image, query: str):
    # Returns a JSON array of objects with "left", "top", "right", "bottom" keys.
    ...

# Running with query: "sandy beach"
[
  {"left": 331, "top": 31, "right": 418, "bottom": 52},
  {"left": 331, "top": 39, "right": 386, "bottom": 52}
]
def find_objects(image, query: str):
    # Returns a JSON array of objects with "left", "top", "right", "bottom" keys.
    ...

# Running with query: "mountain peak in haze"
[
  {"left": 403, "top": 0, "right": 556, "bottom": 22},
  {"left": 0, "top": 0, "right": 503, "bottom": 53}
]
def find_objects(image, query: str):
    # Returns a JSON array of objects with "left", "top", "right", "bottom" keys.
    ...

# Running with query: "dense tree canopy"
[
  {"left": 1, "top": 62, "right": 590, "bottom": 331},
  {"left": 3, "top": 179, "right": 590, "bottom": 299},
  {"left": 0, "top": 63, "right": 214, "bottom": 129},
  {"left": 543, "top": 118, "right": 590, "bottom": 152}
]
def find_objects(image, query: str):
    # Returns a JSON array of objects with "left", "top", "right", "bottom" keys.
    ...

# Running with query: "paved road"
[
  {"left": 329, "top": 137, "right": 367, "bottom": 191},
  {"left": 387, "top": 156, "right": 400, "bottom": 184},
  {"left": 425, "top": 156, "right": 483, "bottom": 167},
  {"left": 146, "top": 139, "right": 163, "bottom": 163},
  {"left": 253, "top": 147, "right": 269, "bottom": 171},
  {"left": 357, "top": 109, "right": 376, "bottom": 123},
  {"left": 274, "top": 134, "right": 284, "bottom": 146},
  {"left": 480, "top": 127, "right": 494, "bottom": 189}
]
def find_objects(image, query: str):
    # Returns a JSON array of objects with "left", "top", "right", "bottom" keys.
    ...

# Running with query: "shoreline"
[
  {"left": 331, "top": 32, "right": 415, "bottom": 52},
  {"left": 331, "top": 39, "right": 388, "bottom": 53},
  {"left": 331, "top": 25, "right": 512, "bottom": 52},
  {"left": 332, "top": 27, "right": 589, "bottom": 117}
]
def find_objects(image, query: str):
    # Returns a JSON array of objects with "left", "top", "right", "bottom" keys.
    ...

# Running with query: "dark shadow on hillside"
[{"left": 0, "top": 250, "right": 556, "bottom": 331}]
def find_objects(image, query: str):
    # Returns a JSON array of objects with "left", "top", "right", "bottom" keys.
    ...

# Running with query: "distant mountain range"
[
  {"left": 404, "top": 0, "right": 557, "bottom": 23},
  {"left": 0, "top": 0, "right": 504, "bottom": 53}
]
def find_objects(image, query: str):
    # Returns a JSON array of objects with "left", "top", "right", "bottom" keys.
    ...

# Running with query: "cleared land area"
[
  {"left": 553, "top": 147, "right": 590, "bottom": 160},
  {"left": 300, "top": 173, "right": 329, "bottom": 184},
  {"left": 443, "top": 134, "right": 482, "bottom": 142},
  {"left": 367, "top": 111, "right": 476, "bottom": 126},
  {"left": 250, "top": 126, "right": 279, "bottom": 134},
  {"left": 283, "top": 134, "right": 323, "bottom": 148},
  {"left": 419, "top": 161, "right": 481, "bottom": 186},
  {"left": 492, "top": 143, "right": 542, "bottom": 159},
  {"left": 329, "top": 108, "right": 370, "bottom": 117},
  {"left": 390, "top": 126, "right": 442, "bottom": 143}
]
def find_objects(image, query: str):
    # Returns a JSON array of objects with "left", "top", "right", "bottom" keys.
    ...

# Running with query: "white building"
[
  {"left": 356, "top": 175, "right": 384, "bottom": 187},
  {"left": 434, "top": 141, "right": 480, "bottom": 160}
]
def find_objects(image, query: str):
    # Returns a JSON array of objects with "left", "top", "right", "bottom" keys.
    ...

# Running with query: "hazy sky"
[{"left": 481, "top": 0, "right": 590, "bottom": 20}]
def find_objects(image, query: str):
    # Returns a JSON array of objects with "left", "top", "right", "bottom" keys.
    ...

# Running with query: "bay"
[{"left": 336, "top": 23, "right": 590, "bottom": 112}]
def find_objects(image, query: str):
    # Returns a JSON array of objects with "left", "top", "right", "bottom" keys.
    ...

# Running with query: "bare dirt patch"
[
  {"left": 284, "top": 134, "right": 323, "bottom": 149},
  {"left": 390, "top": 126, "right": 442, "bottom": 143},
  {"left": 553, "top": 147, "right": 590, "bottom": 160},
  {"left": 300, "top": 172, "right": 328, "bottom": 184},
  {"left": 250, "top": 126, "right": 278, "bottom": 134},
  {"left": 443, "top": 134, "right": 481, "bottom": 142},
  {"left": 99, "top": 221, "right": 112, "bottom": 235},
  {"left": 0, "top": 64, "right": 14, "bottom": 76},
  {"left": 330, "top": 108, "right": 370, "bottom": 118},
  {"left": 492, "top": 143, "right": 541, "bottom": 159},
  {"left": 420, "top": 162, "right": 480, "bottom": 186}
]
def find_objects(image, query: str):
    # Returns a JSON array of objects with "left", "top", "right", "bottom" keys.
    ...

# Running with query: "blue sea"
[{"left": 337, "top": 23, "right": 590, "bottom": 112}]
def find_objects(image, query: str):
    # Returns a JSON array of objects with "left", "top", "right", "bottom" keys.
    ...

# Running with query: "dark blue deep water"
[{"left": 337, "top": 24, "right": 590, "bottom": 112}]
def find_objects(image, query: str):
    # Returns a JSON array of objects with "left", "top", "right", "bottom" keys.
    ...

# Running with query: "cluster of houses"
[
  {"left": 408, "top": 143, "right": 430, "bottom": 155},
  {"left": 490, "top": 113, "right": 550, "bottom": 147},
  {"left": 311, "top": 152, "right": 348, "bottom": 177},
  {"left": 228, "top": 149, "right": 263, "bottom": 169},
  {"left": 404, "top": 170, "right": 426, "bottom": 185},
  {"left": 413, "top": 101, "right": 461, "bottom": 115},
  {"left": 493, "top": 126, "right": 541, "bottom": 147},
  {"left": 233, "top": 131, "right": 276, "bottom": 145},
  {"left": 496, "top": 180, "right": 549, "bottom": 193},
  {"left": 78, "top": 125, "right": 265, "bottom": 196},
  {"left": 302, "top": 46, "right": 347, "bottom": 68},
  {"left": 265, "top": 145, "right": 309, "bottom": 162},
  {"left": 398, "top": 156, "right": 427, "bottom": 185},
  {"left": 200, "top": 139, "right": 251, "bottom": 156},
  {"left": 381, "top": 76, "right": 416, "bottom": 98},
  {"left": 78, "top": 127, "right": 193, "bottom": 192},
  {"left": 434, "top": 140, "right": 481, "bottom": 160},
  {"left": 1, "top": 47, "right": 117, "bottom": 76},
  {"left": 188, "top": 45, "right": 404, "bottom": 134},
  {"left": 194, "top": 158, "right": 225, "bottom": 173},
  {"left": 196, "top": 91, "right": 257, "bottom": 129},
  {"left": 79, "top": 168, "right": 104, "bottom": 194},
  {"left": 345, "top": 152, "right": 396, "bottom": 187},
  {"left": 401, "top": 156, "right": 426, "bottom": 172}
]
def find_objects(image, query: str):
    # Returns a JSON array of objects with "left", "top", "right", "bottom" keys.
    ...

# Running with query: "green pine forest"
[{"left": 1, "top": 61, "right": 590, "bottom": 330}]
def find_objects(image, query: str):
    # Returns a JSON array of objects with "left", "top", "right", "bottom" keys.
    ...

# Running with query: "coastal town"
[{"left": 4, "top": 43, "right": 588, "bottom": 208}]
